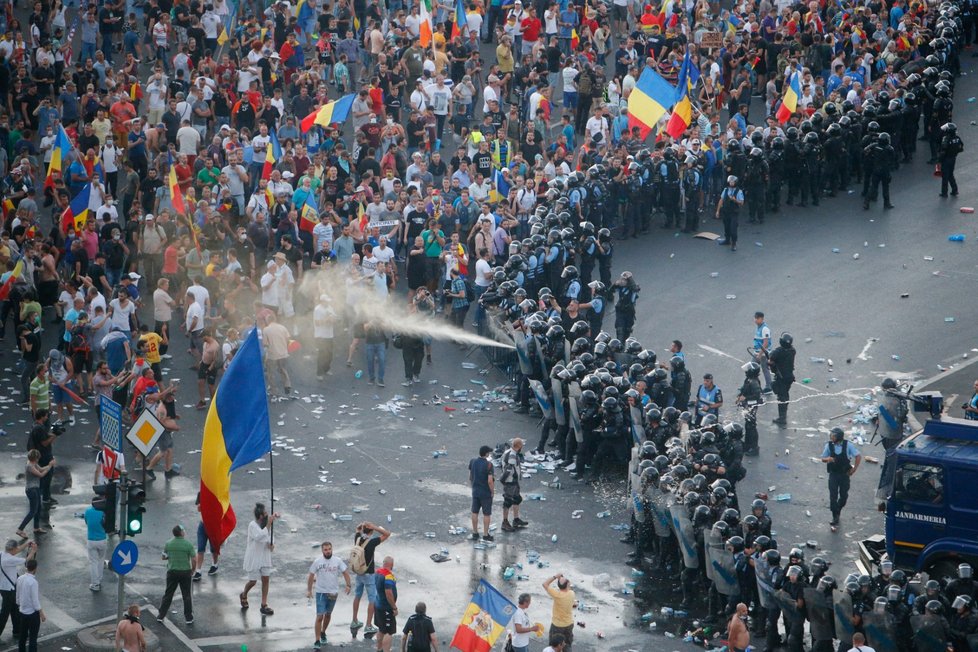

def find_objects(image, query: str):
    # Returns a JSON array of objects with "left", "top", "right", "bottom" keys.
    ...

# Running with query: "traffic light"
[
  {"left": 91, "top": 482, "right": 118, "bottom": 535},
  {"left": 125, "top": 483, "right": 146, "bottom": 536}
]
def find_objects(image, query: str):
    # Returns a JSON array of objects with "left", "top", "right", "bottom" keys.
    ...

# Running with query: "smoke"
[{"left": 292, "top": 263, "right": 515, "bottom": 350}]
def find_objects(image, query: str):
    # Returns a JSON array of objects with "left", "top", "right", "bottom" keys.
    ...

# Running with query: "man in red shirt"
[{"left": 520, "top": 8, "right": 542, "bottom": 57}]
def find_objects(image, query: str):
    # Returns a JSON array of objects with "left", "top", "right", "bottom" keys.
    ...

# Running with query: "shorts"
[
  {"left": 354, "top": 573, "right": 378, "bottom": 602},
  {"left": 196, "top": 521, "right": 215, "bottom": 553},
  {"left": 197, "top": 363, "right": 217, "bottom": 385},
  {"left": 72, "top": 352, "right": 93, "bottom": 373},
  {"left": 376, "top": 607, "right": 396, "bottom": 635},
  {"left": 189, "top": 330, "right": 203, "bottom": 353},
  {"left": 471, "top": 494, "right": 492, "bottom": 516},
  {"left": 315, "top": 592, "right": 338, "bottom": 615},
  {"left": 502, "top": 483, "right": 522, "bottom": 509},
  {"left": 246, "top": 566, "right": 273, "bottom": 581},
  {"left": 424, "top": 257, "right": 440, "bottom": 282},
  {"left": 52, "top": 380, "right": 76, "bottom": 405},
  {"left": 612, "top": 3, "right": 628, "bottom": 20},
  {"left": 157, "top": 430, "right": 174, "bottom": 451}
]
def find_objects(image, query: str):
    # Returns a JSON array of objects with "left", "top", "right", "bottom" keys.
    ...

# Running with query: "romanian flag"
[
  {"left": 261, "top": 132, "right": 282, "bottom": 181},
  {"left": 300, "top": 93, "right": 356, "bottom": 133},
  {"left": 776, "top": 70, "right": 801, "bottom": 124},
  {"left": 726, "top": 11, "right": 743, "bottom": 34},
  {"left": 65, "top": 184, "right": 91, "bottom": 232},
  {"left": 419, "top": 0, "right": 434, "bottom": 47},
  {"left": 168, "top": 153, "right": 186, "bottom": 217},
  {"left": 489, "top": 169, "right": 511, "bottom": 204},
  {"left": 44, "top": 125, "right": 72, "bottom": 190},
  {"left": 666, "top": 50, "right": 696, "bottom": 138},
  {"left": 92, "top": 154, "right": 105, "bottom": 184},
  {"left": 449, "top": 580, "right": 516, "bottom": 652},
  {"left": 200, "top": 328, "right": 272, "bottom": 550},
  {"left": 450, "top": 0, "right": 467, "bottom": 39},
  {"left": 299, "top": 193, "right": 319, "bottom": 233},
  {"left": 0, "top": 258, "right": 24, "bottom": 301},
  {"left": 627, "top": 67, "right": 676, "bottom": 139},
  {"left": 570, "top": 28, "right": 579, "bottom": 50}
]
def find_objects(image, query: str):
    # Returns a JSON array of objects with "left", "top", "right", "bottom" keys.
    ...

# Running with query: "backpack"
[
  {"left": 69, "top": 325, "right": 90, "bottom": 354},
  {"left": 349, "top": 537, "right": 370, "bottom": 575}
]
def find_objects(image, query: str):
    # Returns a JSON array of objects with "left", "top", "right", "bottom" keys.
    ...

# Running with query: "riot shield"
[
  {"left": 910, "top": 613, "right": 947, "bottom": 652},
  {"left": 708, "top": 543, "right": 738, "bottom": 596},
  {"left": 803, "top": 587, "right": 835, "bottom": 641},
  {"left": 754, "top": 558, "right": 773, "bottom": 610},
  {"left": 650, "top": 486, "right": 672, "bottom": 537},
  {"left": 629, "top": 406, "right": 644, "bottom": 445},
  {"left": 862, "top": 611, "right": 897, "bottom": 651},
  {"left": 567, "top": 384, "right": 583, "bottom": 444},
  {"left": 703, "top": 527, "right": 718, "bottom": 582},
  {"left": 551, "top": 377, "right": 566, "bottom": 426},
  {"left": 510, "top": 323, "right": 532, "bottom": 376},
  {"left": 832, "top": 589, "right": 855, "bottom": 644},
  {"left": 528, "top": 379, "right": 553, "bottom": 419},
  {"left": 669, "top": 503, "right": 699, "bottom": 569},
  {"left": 628, "top": 447, "right": 641, "bottom": 520},
  {"left": 774, "top": 588, "right": 799, "bottom": 621}
]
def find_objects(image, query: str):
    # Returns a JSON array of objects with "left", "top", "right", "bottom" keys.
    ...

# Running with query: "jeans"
[
  {"left": 365, "top": 343, "right": 386, "bottom": 383},
  {"left": 18, "top": 488, "right": 41, "bottom": 532},
  {"left": 473, "top": 284, "right": 488, "bottom": 328},
  {"left": 87, "top": 539, "right": 107, "bottom": 586},
  {"left": 18, "top": 611, "right": 39, "bottom": 652},
  {"left": 159, "top": 569, "right": 194, "bottom": 621},
  {"left": 80, "top": 42, "right": 97, "bottom": 63}
]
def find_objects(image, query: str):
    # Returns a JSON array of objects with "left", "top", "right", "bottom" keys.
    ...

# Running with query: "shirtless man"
[
  {"left": 197, "top": 329, "right": 221, "bottom": 409},
  {"left": 727, "top": 603, "right": 750, "bottom": 652},
  {"left": 115, "top": 604, "right": 147, "bottom": 652},
  {"left": 38, "top": 244, "right": 59, "bottom": 310}
]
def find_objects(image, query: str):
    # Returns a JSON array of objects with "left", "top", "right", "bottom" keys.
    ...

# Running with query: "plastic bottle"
[{"left": 949, "top": 234, "right": 966, "bottom": 242}]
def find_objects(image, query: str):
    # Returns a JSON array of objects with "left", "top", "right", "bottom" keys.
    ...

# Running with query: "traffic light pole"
[{"left": 117, "top": 471, "right": 128, "bottom": 622}]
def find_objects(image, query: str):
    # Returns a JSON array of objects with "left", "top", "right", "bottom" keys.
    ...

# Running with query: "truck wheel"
[{"left": 926, "top": 559, "right": 959, "bottom": 584}]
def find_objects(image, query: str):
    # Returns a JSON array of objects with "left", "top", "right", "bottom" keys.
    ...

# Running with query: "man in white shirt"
[
  {"left": 313, "top": 295, "right": 337, "bottom": 380},
  {"left": 184, "top": 292, "right": 206, "bottom": 362},
  {"left": 847, "top": 632, "right": 876, "bottom": 652},
  {"left": 242, "top": 503, "right": 278, "bottom": 616},
  {"left": 585, "top": 106, "right": 610, "bottom": 144},
  {"left": 510, "top": 593, "right": 543, "bottom": 652},
  {"left": 0, "top": 539, "right": 36, "bottom": 640},
  {"left": 15, "top": 558, "right": 44, "bottom": 651},
  {"left": 306, "top": 541, "right": 352, "bottom": 649}
]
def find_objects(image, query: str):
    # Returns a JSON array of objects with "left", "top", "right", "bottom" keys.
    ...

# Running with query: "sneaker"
[
  {"left": 44, "top": 497, "right": 59, "bottom": 505},
  {"left": 402, "top": 380, "right": 414, "bottom": 387},
  {"left": 145, "top": 469, "right": 157, "bottom": 481},
  {"left": 470, "top": 532, "right": 480, "bottom": 540},
  {"left": 89, "top": 584, "right": 99, "bottom": 591},
  {"left": 351, "top": 620, "right": 363, "bottom": 629},
  {"left": 186, "top": 617, "right": 194, "bottom": 625},
  {"left": 482, "top": 534, "right": 494, "bottom": 542},
  {"left": 164, "top": 468, "right": 181, "bottom": 478},
  {"left": 501, "top": 521, "right": 516, "bottom": 532},
  {"left": 195, "top": 401, "right": 207, "bottom": 410},
  {"left": 314, "top": 641, "right": 322, "bottom": 650},
  {"left": 363, "top": 625, "right": 378, "bottom": 634},
  {"left": 192, "top": 571, "right": 202, "bottom": 582},
  {"left": 320, "top": 632, "right": 328, "bottom": 644},
  {"left": 564, "top": 462, "right": 577, "bottom": 472},
  {"left": 513, "top": 517, "right": 528, "bottom": 527},
  {"left": 413, "top": 376, "right": 421, "bottom": 383},
  {"left": 208, "top": 565, "right": 219, "bottom": 575},
  {"left": 367, "top": 379, "right": 375, "bottom": 385},
  {"left": 157, "top": 617, "right": 165, "bottom": 624},
  {"left": 317, "top": 375, "right": 325, "bottom": 381},
  {"left": 377, "top": 382, "right": 385, "bottom": 388}
]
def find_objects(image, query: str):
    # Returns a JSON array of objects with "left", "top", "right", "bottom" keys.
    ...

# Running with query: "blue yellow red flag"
[{"left": 449, "top": 580, "right": 517, "bottom": 652}]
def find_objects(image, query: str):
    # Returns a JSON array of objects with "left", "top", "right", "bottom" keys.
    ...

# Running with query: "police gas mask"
[{"left": 886, "top": 585, "right": 901, "bottom": 603}]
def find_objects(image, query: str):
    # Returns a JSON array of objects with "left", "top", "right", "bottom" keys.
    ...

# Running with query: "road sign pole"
[{"left": 117, "top": 472, "right": 128, "bottom": 622}]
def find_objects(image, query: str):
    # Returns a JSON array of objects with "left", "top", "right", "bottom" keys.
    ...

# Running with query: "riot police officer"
[
  {"left": 736, "top": 362, "right": 763, "bottom": 456},
  {"left": 767, "top": 137, "right": 785, "bottom": 212},
  {"left": 875, "top": 377, "right": 908, "bottom": 506},
  {"left": 613, "top": 272, "right": 639, "bottom": 342},
  {"left": 822, "top": 123, "right": 845, "bottom": 196},
  {"left": 682, "top": 155, "right": 703, "bottom": 233},
  {"left": 769, "top": 332, "right": 796, "bottom": 427},
  {"left": 802, "top": 131, "right": 823, "bottom": 206},
  {"left": 659, "top": 148, "right": 682, "bottom": 229},
  {"left": 864, "top": 132, "right": 897, "bottom": 210},
  {"left": 938, "top": 122, "right": 964, "bottom": 197},
  {"left": 784, "top": 128, "right": 804, "bottom": 206},
  {"left": 745, "top": 147, "right": 769, "bottom": 224}
]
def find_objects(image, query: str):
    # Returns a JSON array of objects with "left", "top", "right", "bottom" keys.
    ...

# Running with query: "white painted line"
[
  {"left": 857, "top": 338, "right": 877, "bottom": 361},
  {"left": 0, "top": 613, "right": 117, "bottom": 652},
  {"left": 42, "top": 601, "right": 83, "bottom": 630},
  {"left": 914, "top": 350, "right": 978, "bottom": 391},
  {"left": 192, "top": 630, "right": 307, "bottom": 647},
  {"left": 696, "top": 343, "right": 745, "bottom": 364},
  {"left": 142, "top": 605, "right": 206, "bottom": 652}
]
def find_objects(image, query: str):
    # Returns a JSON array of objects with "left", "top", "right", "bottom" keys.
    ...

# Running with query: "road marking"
[
  {"left": 192, "top": 630, "right": 307, "bottom": 647},
  {"left": 42, "top": 599, "right": 83, "bottom": 630},
  {"left": 697, "top": 344, "right": 745, "bottom": 364},
  {"left": 857, "top": 338, "right": 878, "bottom": 361},
  {"left": 143, "top": 606, "right": 205, "bottom": 652},
  {"left": 0, "top": 613, "right": 117, "bottom": 652},
  {"left": 915, "top": 351, "right": 978, "bottom": 390}
]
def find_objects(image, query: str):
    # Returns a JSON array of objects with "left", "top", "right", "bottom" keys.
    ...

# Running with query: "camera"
[{"left": 51, "top": 423, "right": 66, "bottom": 436}]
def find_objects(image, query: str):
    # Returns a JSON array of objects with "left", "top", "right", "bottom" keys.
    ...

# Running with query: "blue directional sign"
[{"left": 111, "top": 540, "right": 139, "bottom": 575}]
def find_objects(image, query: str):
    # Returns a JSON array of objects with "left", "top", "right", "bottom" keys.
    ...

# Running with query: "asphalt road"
[{"left": 3, "top": 61, "right": 978, "bottom": 652}]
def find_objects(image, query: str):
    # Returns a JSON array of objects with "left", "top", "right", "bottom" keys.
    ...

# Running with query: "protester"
[
  {"left": 306, "top": 541, "right": 352, "bottom": 650},
  {"left": 158, "top": 524, "right": 195, "bottom": 626},
  {"left": 242, "top": 503, "right": 277, "bottom": 616}
]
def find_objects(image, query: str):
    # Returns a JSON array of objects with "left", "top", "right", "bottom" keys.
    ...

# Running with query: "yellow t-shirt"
[
  {"left": 140, "top": 332, "right": 163, "bottom": 364},
  {"left": 545, "top": 586, "right": 575, "bottom": 628}
]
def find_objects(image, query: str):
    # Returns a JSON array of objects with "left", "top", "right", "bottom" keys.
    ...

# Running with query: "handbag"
[{"left": 504, "top": 634, "right": 515, "bottom": 652}]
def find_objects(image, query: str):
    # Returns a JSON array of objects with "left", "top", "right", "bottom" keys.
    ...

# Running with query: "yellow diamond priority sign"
[{"left": 126, "top": 409, "right": 167, "bottom": 457}]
